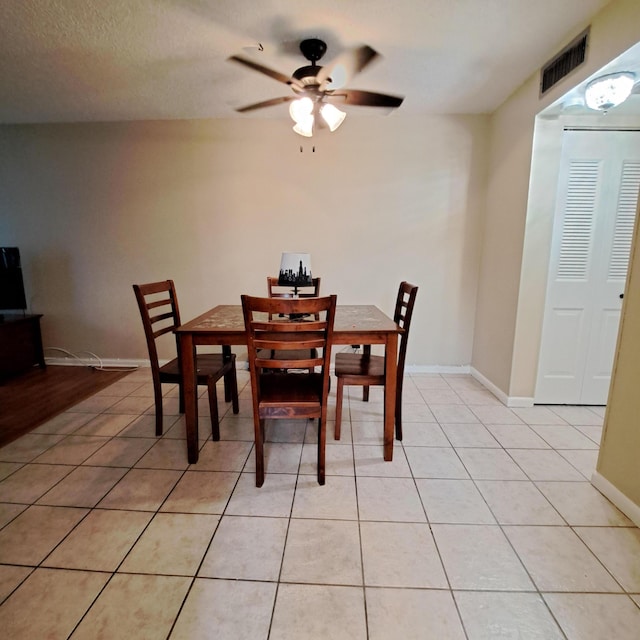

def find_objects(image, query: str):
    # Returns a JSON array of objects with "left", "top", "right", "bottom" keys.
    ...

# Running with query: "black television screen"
[{"left": 0, "top": 247, "right": 27, "bottom": 311}]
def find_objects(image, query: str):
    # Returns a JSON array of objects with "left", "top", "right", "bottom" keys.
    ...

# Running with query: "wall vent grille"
[{"left": 540, "top": 28, "right": 589, "bottom": 96}]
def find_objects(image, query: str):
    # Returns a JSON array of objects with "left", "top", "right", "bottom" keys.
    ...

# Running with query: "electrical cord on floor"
[{"left": 44, "top": 347, "right": 139, "bottom": 372}]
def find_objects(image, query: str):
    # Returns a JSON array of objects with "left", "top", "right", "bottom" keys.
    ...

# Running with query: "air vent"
[{"left": 540, "top": 28, "right": 589, "bottom": 96}]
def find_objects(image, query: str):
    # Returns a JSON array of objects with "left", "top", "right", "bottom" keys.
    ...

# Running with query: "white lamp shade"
[
  {"left": 320, "top": 103, "right": 346, "bottom": 131},
  {"left": 289, "top": 97, "right": 313, "bottom": 122},
  {"left": 292, "top": 116, "right": 314, "bottom": 137},
  {"left": 290, "top": 97, "right": 314, "bottom": 137},
  {"left": 584, "top": 72, "right": 635, "bottom": 111},
  {"left": 278, "top": 253, "right": 312, "bottom": 286}
]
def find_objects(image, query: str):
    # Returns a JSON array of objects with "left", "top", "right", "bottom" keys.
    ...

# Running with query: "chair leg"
[
  {"left": 255, "top": 418, "right": 265, "bottom": 487},
  {"left": 229, "top": 370, "right": 239, "bottom": 414},
  {"left": 362, "top": 386, "right": 370, "bottom": 402},
  {"left": 178, "top": 382, "right": 185, "bottom": 414},
  {"left": 208, "top": 379, "right": 220, "bottom": 441},
  {"left": 153, "top": 383, "right": 164, "bottom": 436},
  {"left": 395, "top": 379, "right": 403, "bottom": 441},
  {"left": 317, "top": 417, "right": 326, "bottom": 485},
  {"left": 334, "top": 378, "right": 345, "bottom": 440}
]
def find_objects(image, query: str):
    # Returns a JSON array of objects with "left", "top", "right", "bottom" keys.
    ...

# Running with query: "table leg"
[
  {"left": 384, "top": 333, "right": 398, "bottom": 461},
  {"left": 180, "top": 333, "right": 199, "bottom": 464}
]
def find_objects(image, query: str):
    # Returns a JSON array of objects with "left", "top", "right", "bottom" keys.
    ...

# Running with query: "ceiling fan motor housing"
[
  {"left": 299, "top": 38, "right": 327, "bottom": 63},
  {"left": 292, "top": 65, "right": 323, "bottom": 87},
  {"left": 290, "top": 39, "right": 328, "bottom": 92}
]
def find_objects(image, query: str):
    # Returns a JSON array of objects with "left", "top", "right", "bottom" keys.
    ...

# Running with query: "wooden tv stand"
[{"left": 0, "top": 314, "right": 46, "bottom": 379}]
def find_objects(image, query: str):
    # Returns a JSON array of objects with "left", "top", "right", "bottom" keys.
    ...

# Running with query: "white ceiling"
[{"left": 0, "top": 0, "right": 617, "bottom": 124}]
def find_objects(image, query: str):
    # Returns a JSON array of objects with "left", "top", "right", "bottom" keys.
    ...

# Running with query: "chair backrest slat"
[
  {"left": 152, "top": 325, "right": 176, "bottom": 340},
  {"left": 149, "top": 310, "right": 176, "bottom": 325}
]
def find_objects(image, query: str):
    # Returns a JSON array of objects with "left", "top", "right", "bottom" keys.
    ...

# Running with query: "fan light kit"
[
  {"left": 229, "top": 38, "right": 404, "bottom": 138},
  {"left": 584, "top": 72, "right": 635, "bottom": 112},
  {"left": 289, "top": 98, "right": 346, "bottom": 137}
]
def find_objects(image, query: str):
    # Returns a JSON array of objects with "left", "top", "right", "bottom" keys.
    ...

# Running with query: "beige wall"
[
  {"left": 596, "top": 197, "right": 640, "bottom": 509},
  {"left": 0, "top": 115, "right": 488, "bottom": 365},
  {"left": 472, "top": 0, "right": 640, "bottom": 398},
  {"left": 471, "top": 84, "right": 537, "bottom": 393}
]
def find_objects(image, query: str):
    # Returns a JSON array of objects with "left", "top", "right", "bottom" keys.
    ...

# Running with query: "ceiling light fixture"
[
  {"left": 319, "top": 103, "right": 346, "bottom": 132},
  {"left": 584, "top": 72, "right": 636, "bottom": 112},
  {"left": 289, "top": 97, "right": 346, "bottom": 138}
]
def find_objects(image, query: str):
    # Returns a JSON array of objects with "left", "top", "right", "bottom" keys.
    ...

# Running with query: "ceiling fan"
[{"left": 228, "top": 38, "right": 404, "bottom": 137}]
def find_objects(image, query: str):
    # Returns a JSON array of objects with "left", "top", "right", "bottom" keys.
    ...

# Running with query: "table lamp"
[{"left": 278, "top": 252, "right": 312, "bottom": 296}]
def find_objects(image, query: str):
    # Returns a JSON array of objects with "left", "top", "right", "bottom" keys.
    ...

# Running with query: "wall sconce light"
[{"left": 584, "top": 72, "right": 636, "bottom": 112}]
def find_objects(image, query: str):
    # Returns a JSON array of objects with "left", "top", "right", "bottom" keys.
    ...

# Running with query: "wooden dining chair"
[
  {"left": 261, "top": 276, "right": 322, "bottom": 371},
  {"left": 334, "top": 281, "right": 418, "bottom": 442},
  {"left": 133, "top": 280, "right": 239, "bottom": 438},
  {"left": 242, "top": 293, "right": 337, "bottom": 487}
]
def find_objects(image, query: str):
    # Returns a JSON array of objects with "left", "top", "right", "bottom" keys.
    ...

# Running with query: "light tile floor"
[{"left": 0, "top": 369, "right": 639, "bottom": 639}]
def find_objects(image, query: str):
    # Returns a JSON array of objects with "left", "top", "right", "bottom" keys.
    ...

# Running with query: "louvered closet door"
[{"left": 535, "top": 130, "right": 640, "bottom": 405}]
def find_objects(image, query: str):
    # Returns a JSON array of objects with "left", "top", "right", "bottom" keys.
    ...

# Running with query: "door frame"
[{"left": 506, "top": 115, "right": 640, "bottom": 407}]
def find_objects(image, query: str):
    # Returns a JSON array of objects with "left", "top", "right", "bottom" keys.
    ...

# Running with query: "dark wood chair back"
[
  {"left": 333, "top": 281, "right": 418, "bottom": 442},
  {"left": 242, "top": 294, "right": 337, "bottom": 486},
  {"left": 133, "top": 280, "right": 239, "bottom": 437},
  {"left": 133, "top": 280, "right": 182, "bottom": 381},
  {"left": 394, "top": 281, "right": 419, "bottom": 390},
  {"left": 264, "top": 275, "right": 322, "bottom": 363}
]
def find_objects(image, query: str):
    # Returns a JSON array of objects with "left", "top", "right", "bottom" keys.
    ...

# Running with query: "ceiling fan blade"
[
  {"left": 318, "top": 45, "right": 379, "bottom": 90},
  {"left": 228, "top": 55, "right": 292, "bottom": 85},
  {"left": 327, "top": 89, "right": 404, "bottom": 108},
  {"left": 235, "top": 96, "right": 295, "bottom": 113}
]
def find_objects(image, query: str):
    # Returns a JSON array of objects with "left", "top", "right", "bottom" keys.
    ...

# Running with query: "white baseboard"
[
  {"left": 470, "top": 367, "right": 508, "bottom": 404},
  {"left": 234, "top": 362, "right": 473, "bottom": 374},
  {"left": 405, "top": 364, "right": 471, "bottom": 374},
  {"left": 470, "top": 367, "right": 534, "bottom": 408},
  {"left": 45, "top": 357, "right": 147, "bottom": 369},
  {"left": 504, "top": 396, "right": 535, "bottom": 408},
  {"left": 42, "top": 358, "right": 528, "bottom": 408},
  {"left": 591, "top": 471, "right": 640, "bottom": 528}
]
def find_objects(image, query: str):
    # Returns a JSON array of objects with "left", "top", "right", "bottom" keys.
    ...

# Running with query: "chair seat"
[
  {"left": 334, "top": 352, "right": 385, "bottom": 383},
  {"left": 159, "top": 353, "right": 236, "bottom": 384},
  {"left": 258, "top": 372, "right": 323, "bottom": 414}
]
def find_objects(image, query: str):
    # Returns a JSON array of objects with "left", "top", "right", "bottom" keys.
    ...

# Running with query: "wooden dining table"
[{"left": 176, "top": 304, "right": 403, "bottom": 464}]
